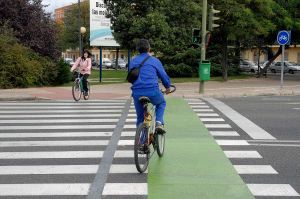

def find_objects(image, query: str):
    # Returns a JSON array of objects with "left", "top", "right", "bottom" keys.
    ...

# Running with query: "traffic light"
[
  {"left": 208, "top": 5, "right": 220, "bottom": 31},
  {"left": 192, "top": 28, "right": 201, "bottom": 44}
]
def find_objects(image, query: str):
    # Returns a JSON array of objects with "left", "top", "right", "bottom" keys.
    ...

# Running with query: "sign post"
[{"left": 277, "top": 30, "right": 290, "bottom": 89}]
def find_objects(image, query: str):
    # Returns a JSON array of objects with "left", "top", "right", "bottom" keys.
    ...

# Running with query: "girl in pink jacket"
[{"left": 70, "top": 49, "right": 92, "bottom": 96}]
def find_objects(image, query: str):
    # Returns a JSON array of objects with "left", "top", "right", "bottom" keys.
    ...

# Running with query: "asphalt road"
[{"left": 217, "top": 95, "right": 300, "bottom": 198}]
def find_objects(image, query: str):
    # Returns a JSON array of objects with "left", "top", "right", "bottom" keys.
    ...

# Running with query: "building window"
[
  {"left": 298, "top": 53, "right": 300, "bottom": 64},
  {"left": 104, "top": 54, "right": 106, "bottom": 58}
]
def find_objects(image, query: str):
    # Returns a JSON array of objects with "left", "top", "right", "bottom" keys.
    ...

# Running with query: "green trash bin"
[{"left": 199, "top": 60, "right": 211, "bottom": 81}]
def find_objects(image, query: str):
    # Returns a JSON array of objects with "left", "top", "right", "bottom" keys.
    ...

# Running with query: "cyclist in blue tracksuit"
[{"left": 129, "top": 39, "right": 171, "bottom": 134}]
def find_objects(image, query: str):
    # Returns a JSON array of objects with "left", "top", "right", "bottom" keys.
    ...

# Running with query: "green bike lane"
[{"left": 148, "top": 98, "right": 254, "bottom": 199}]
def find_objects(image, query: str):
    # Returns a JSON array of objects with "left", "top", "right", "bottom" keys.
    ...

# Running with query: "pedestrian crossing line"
[
  {"left": 114, "top": 151, "right": 134, "bottom": 158},
  {"left": 0, "top": 151, "right": 104, "bottom": 159},
  {"left": 109, "top": 165, "right": 147, "bottom": 173},
  {"left": 0, "top": 140, "right": 109, "bottom": 147},
  {"left": 187, "top": 102, "right": 206, "bottom": 105},
  {"left": 210, "top": 131, "right": 240, "bottom": 137},
  {"left": 204, "top": 124, "right": 232, "bottom": 128},
  {"left": 125, "top": 118, "right": 137, "bottom": 123},
  {"left": 197, "top": 113, "right": 219, "bottom": 117},
  {"left": 0, "top": 110, "right": 122, "bottom": 114},
  {"left": 127, "top": 114, "right": 137, "bottom": 117},
  {"left": 200, "top": 118, "right": 225, "bottom": 122},
  {"left": 123, "top": 124, "right": 137, "bottom": 129},
  {"left": 0, "top": 183, "right": 90, "bottom": 196},
  {"left": 234, "top": 165, "right": 278, "bottom": 174},
  {"left": 193, "top": 109, "right": 214, "bottom": 112},
  {"left": 0, "top": 114, "right": 122, "bottom": 119},
  {"left": 0, "top": 132, "right": 113, "bottom": 138},
  {"left": 0, "top": 118, "right": 119, "bottom": 124},
  {"left": 247, "top": 184, "right": 300, "bottom": 196},
  {"left": 102, "top": 183, "right": 147, "bottom": 195},
  {"left": 0, "top": 165, "right": 99, "bottom": 175},
  {"left": 0, "top": 106, "right": 125, "bottom": 109},
  {"left": 185, "top": 99, "right": 203, "bottom": 102},
  {"left": 224, "top": 151, "right": 262, "bottom": 158},
  {"left": 0, "top": 125, "right": 116, "bottom": 130},
  {"left": 216, "top": 140, "right": 249, "bottom": 146},
  {"left": 190, "top": 105, "right": 210, "bottom": 108},
  {"left": 121, "top": 131, "right": 136, "bottom": 137},
  {"left": 118, "top": 140, "right": 134, "bottom": 146}
]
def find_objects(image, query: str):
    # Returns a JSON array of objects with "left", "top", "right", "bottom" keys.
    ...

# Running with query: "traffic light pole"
[{"left": 200, "top": 0, "right": 207, "bottom": 94}]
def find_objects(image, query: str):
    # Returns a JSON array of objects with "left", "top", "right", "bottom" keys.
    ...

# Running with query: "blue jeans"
[{"left": 132, "top": 89, "right": 166, "bottom": 127}]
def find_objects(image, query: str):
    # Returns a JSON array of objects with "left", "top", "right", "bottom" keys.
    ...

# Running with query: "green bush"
[
  {"left": 164, "top": 63, "right": 193, "bottom": 77},
  {"left": 0, "top": 25, "right": 70, "bottom": 88}
]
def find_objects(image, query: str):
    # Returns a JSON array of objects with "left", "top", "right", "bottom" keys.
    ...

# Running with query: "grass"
[{"left": 61, "top": 69, "right": 253, "bottom": 86}]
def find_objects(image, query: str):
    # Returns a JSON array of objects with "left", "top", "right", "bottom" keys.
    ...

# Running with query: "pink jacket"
[{"left": 71, "top": 57, "right": 92, "bottom": 75}]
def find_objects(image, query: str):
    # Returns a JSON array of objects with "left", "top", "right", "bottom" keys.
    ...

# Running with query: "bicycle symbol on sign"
[{"left": 279, "top": 35, "right": 287, "bottom": 42}]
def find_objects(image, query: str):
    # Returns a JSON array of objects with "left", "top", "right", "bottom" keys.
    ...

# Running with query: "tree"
[
  {"left": 59, "top": 1, "right": 90, "bottom": 51},
  {"left": 0, "top": 0, "right": 60, "bottom": 59}
]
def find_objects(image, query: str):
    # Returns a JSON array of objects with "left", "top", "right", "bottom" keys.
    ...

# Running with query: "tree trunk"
[
  {"left": 259, "top": 46, "right": 282, "bottom": 76},
  {"left": 222, "top": 38, "right": 228, "bottom": 81}
]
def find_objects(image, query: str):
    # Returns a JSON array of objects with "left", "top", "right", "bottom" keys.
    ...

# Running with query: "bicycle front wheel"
[
  {"left": 156, "top": 132, "right": 165, "bottom": 157},
  {"left": 72, "top": 80, "right": 81, "bottom": 101},
  {"left": 134, "top": 124, "right": 150, "bottom": 173},
  {"left": 83, "top": 81, "right": 90, "bottom": 100}
]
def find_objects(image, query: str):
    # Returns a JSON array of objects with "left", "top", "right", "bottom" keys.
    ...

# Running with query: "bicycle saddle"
[{"left": 139, "top": 97, "right": 151, "bottom": 104}]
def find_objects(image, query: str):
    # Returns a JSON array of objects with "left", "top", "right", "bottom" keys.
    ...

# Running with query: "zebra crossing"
[
  {"left": 0, "top": 100, "right": 146, "bottom": 198},
  {"left": 186, "top": 98, "right": 300, "bottom": 198}
]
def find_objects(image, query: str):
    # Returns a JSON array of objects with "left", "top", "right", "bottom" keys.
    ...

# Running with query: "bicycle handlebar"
[{"left": 162, "top": 84, "right": 176, "bottom": 94}]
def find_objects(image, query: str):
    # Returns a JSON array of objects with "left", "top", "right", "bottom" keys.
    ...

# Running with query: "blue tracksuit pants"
[{"left": 132, "top": 89, "right": 166, "bottom": 127}]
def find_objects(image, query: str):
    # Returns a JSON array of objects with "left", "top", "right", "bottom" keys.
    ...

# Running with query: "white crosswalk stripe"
[
  {"left": 0, "top": 100, "right": 137, "bottom": 197},
  {"left": 186, "top": 98, "right": 298, "bottom": 198}
]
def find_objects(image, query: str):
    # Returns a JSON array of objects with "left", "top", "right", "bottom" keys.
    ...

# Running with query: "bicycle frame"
[{"left": 140, "top": 103, "right": 156, "bottom": 146}]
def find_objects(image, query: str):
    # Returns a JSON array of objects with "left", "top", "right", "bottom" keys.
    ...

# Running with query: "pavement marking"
[
  {"left": 0, "top": 106, "right": 124, "bottom": 109},
  {"left": 234, "top": 165, "right": 278, "bottom": 174},
  {"left": 205, "top": 124, "right": 232, "bottom": 128},
  {"left": 118, "top": 140, "right": 134, "bottom": 146},
  {"left": 127, "top": 114, "right": 136, "bottom": 117},
  {"left": 123, "top": 124, "right": 137, "bottom": 129},
  {"left": 102, "top": 183, "right": 147, "bottom": 195},
  {"left": 287, "top": 102, "right": 300, "bottom": 105},
  {"left": 0, "top": 165, "right": 99, "bottom": 175},
  {"left": 197, "top": 113, "right": 219, "bottom": 117},
  {"left": 0, "top": 118, "right": 119, "bottom": 124},
  {"left": 114, "top": 151, "right": 134, "bottom": 158},
  {"left": 250, "top": 143, "right": 300, "bottom": 147},
  {"left": 185, "top": 99, "right": 203, "bottom": 102},
  {"left": 121, "top": 131, "right": 136, "bottom": 137},
  {"left": 0, "top": 151, "right": 103, "bottom": 159},
  {"left": 193, "top": 109, "right": 214, "bottom": 112},
  {"left": 200, "top": 118, "right": 225, "bottom": 122},
  {"left": 0, "top": 125, "right": 116, "bottom": 130},
  {"left": 109, "top": 165, "right": 146, "bottom": 173},
  {"left": 224, "top": 151, "right": 262, "bottom": 158},
  {"left": 191, "top": 105, "right": 210, "bottom": 108},
  {"left": 0, "top": 114, "right": 121, "bottom": 118},
  {"left": 0, "top": 184, "right": 90, "bottom": 196},
  {"left": 87, "top": 100, "right": 131, "bottom": 199},
  {"left": 204, "top": 98, "right": 276, "bottom": 140},
  {"left": 129, "top": 109, "right": 136, "bottom": 113},
  {"left": 187, "top": 102, "right": 206, "bottom": 105},
  {"left": 0, "top": 132, "right": 113, "bottom": 138},
  {"left": 0, "top": 102, "right": 126, "bottom": 106},
  {"left": 125, "top": 118, "right": 137, "bottom": 123},
  {"left": 210, "top": 131, "right": 240, "bottom": 136},
  {"left": 0, "top": 110, "right": 122, "bottom": 114},
  {"left": 216, "top": 140, "right": 249, "bottom": 146},
  {"left": 248, "top": 140, "right": 300, "bottom": 143},
  {"left": 0, "top": 140, "right": 109, "bottom": 147},
  {"left": 247, "top": 184, "right": 300, "bottom": 196}
]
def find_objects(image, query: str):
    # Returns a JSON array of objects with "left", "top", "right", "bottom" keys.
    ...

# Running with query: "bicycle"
[
  {"left": 134, "top": 85, "right": 176, "bottom": 173},
  {"left": 72, "top": 71, "right": 90, "bottom": 101}
]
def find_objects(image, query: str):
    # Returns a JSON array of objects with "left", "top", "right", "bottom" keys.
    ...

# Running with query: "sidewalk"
[{"left": 0, "top": 76, "right": 299, "bottom": 101}]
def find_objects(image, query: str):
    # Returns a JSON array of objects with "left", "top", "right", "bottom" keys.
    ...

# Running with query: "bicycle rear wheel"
[
  {"left": 72, "top": 80, "right": 81, "bottom": 101},
  {"left": 134, "top": 124, "right": 150, "bottom": 173},
  {"left": 83, "top": 81, "right": 90, "bottom": 100},
  {"left": 156, "top": 132, "right": 165, "bottom": 157}
]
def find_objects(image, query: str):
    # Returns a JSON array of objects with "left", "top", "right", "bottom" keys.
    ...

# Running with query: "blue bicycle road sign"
[{"left": 277, "top": 30, "right": 290, "bottom": 45}]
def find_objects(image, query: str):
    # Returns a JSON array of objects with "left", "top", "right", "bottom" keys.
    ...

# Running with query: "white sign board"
[{"left": 90, "top": 0, "right": 119, "bottom": 47}]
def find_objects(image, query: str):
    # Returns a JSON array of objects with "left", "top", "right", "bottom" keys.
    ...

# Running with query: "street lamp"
[{"left": 80, "top": 26, "right": 86, "bottom": 54}]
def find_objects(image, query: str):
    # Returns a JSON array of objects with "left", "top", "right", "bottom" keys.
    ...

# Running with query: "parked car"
[
  {"left": 111, "top": 59, "right": 127, "bottom": 69},
  {"left": 64, "top": 58, "right": 75, "bottom": 67},
  {"left": 92, "top": 59, "right": 97, "bottom": 67},
  {"left": 103, "top": 60, "right": 112, "bottom": 69},
  {"left": 269, "top": 61, "right": 300, "bottom": 74},
  {"left": 239, "top": 59, "right": 258, "bottom": 73}
]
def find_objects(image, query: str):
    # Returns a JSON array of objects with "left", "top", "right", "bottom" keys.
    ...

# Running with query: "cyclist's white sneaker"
[{"left": 155, "top": 121, "right": 166, "bottom": 134}]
